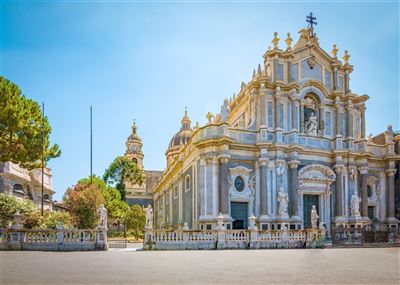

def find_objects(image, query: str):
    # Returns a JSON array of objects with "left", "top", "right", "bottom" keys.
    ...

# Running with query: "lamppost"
[{"left": 41, "top": 102, "right": 45, "bottom": 216}]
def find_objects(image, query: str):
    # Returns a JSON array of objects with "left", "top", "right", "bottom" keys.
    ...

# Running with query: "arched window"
[
  {"left": 25, "top": 186, "right": 33, "bottom": 200},
  {"left": 185, "top": 176, "right": 190, "bottom": 192},
  {"left": 13, "top": 184, "right": 25, "bottom": 196}
]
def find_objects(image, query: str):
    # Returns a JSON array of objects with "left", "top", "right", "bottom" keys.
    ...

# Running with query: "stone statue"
[
  {"left": 98, "top": 204, "right": 108, "bottom": 229},
  {"left": 220, "top": 99, "right": 230, "bottom": 122},
  {"left": 276, "top": 161, "right": 285, "bottom": 176},
  {"left": 311, "top": 205, "right": 319, "bottom": 229},
  {"left": 305, "top": 112, "right": 318, "bottom": 136},
  {"left": 384, "top": 125, "right": 394, "bottom": 144},
  {"left": 350, "top": 192, "right": 361, "bottom": 217},
  {"left": 145, "top": 205, "right": 153, "bottom": 229},
  {"left": 277, "top": 189, "right": 288, "bottom": 217}
]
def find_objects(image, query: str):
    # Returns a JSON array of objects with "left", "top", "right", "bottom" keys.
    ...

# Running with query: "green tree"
[
  {"left": 78, "top": 176, "right": 129, "bottom": 221},
  {"left": 0, "top": 193, "right": 36, "bottom": 228},
  {"left": 124, "top": 204, "right": 145, "bottom": 240},
  {"left": 0, "top": 76, "right": 61, "bottom": 169},
  {"left": 103, "top": 156, "right": 143, "bottom": 200},
  {"left": 23, "top": 210, "right": 74, "bottom": 229},
  {"left": 64, "top": 183, "right": 104, "bottom": 229}
]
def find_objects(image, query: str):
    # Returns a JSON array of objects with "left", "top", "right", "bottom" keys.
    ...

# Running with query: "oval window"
[{"left": 234, "top": 176, "right": 245, "bottom": 192}]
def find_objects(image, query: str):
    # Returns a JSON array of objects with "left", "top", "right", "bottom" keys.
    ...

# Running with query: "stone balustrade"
[
  {"left": 144, "top": 228, "right": 326, "bottom": 250},
  {"left": 0, "top": 228, "right": 108, "bottom": 251}
]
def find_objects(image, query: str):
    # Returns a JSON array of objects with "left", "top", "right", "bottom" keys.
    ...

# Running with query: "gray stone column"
[
  {"left": 290, "top": 95, "right": 297, "bottom": 130},
  {"left": 386, "top": 168, "right": 397, "bottom": 219},
  {"left": 259, "top": 157, "right": 269, "bottom": 216},
  {"left": 218, "top": 154, "right": 231, "bottom": 215},
  {"left": 346, "top": 104, "right": 353, "bottom": 138},
  {"left": 359, "top": 166, "right": 369, "bottom": 218},
  {"left": 335, "top": 102, "right": 341, "bottom": 136},
  {"left": 319, "top": 104, "right": 324, "bottom": 135},
  {"left": 360, "top": 105, "right": 366, "bottom": 139},
  {"left": 300, "top": 101, "right": 305, "bottom": 133},
  {"left": 289, "top": 160, "right": 300, "bottom": 218},
  {"left": 274, "top": 94, "right": 279, "bottom": 130},
  {"left": 334, "top": 164, "right": 344, "bottom": 217}
]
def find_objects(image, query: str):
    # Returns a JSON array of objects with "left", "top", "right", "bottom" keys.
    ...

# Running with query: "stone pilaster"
[
  {"left": 218, "top": 154, "right": 231, "bottom": 216},
  {"left": 212, "top": 157, "right": 219, "bottom": 217},
  {"left": 346, "top": 103, "right": 353, "bottom": 139},
  {"left": 290, "top": 94, "right": 297, "bottom": 130},
  {"left": 288, "top": 160, "right": 300, "bottom": 220},
  {"left": 360, "top": 105, "right": 366, "bottom": 139},
  {"left": 300, "top": 100, "right": 305, "bottom": 134},
  {"left": 335, "top": 101, "right": 341, "bottom": 137},
  {"left": 334, "top": 163, "right": 344, "bottom": 219},
  {"left": 386, "top": 168, "right": 397, "bottom": 222},
  {"left": 319, "top": 104, "right": 324, "bottom": 135},
  {"left": 359, "top": 166, "right": 369, "bottom": 219},
  {"left": 259, "top": 157, "right": 269, "bottom": 217}
]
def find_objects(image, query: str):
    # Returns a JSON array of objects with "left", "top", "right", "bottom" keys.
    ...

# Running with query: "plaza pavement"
[{"left": 1, "top": 247, "right": 399, "bottom": 284}]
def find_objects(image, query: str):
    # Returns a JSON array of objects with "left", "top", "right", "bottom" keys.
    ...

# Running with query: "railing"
[
  {"left": 0, "top": 228, "right": 107, "bottom": 251},
  {"left": 332, "top": 224, "right": 399, "bottom": 245},
  {"left": 144, "top": 228, "right": 326, "bottom": 250}
]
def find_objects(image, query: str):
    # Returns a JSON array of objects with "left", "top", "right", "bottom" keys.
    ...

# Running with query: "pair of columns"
[{"left": 259, "top": 158, "right": 300, "bottom": 218}]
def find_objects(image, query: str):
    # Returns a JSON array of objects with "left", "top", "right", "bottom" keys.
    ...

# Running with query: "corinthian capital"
[
  {"left": 258, "top": 156, "right": 269, "bottom": 167},
  {"left": 333, "top": 163, "right": 345, "bottom": 174},
  {"left": 358, "top": 166, "right": 369, "bottom": 175},
  {"left": 386, "top": 168, "right": 397, "bottom": 177},
  {"left": 288, "top": 160, "right": 300, "bottom": 169},
  {"left": 217, "top": 154, "right": 231, "bottom": 164}
]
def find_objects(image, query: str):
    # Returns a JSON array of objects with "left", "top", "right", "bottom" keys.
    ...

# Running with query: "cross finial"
[
  {"left": 306, "top": 12, "right": 317, "bottom": 37},
  {"left": 133, "top": 118, "right": 136, "bottom": 125}
]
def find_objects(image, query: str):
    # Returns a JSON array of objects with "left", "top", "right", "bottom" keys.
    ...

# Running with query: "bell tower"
[{"left": 125, "top": 120, "right": 144, "bottom": 170}]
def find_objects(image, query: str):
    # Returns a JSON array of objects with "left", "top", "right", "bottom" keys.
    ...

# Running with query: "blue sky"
[{"left": 1, "top": 1, "right": 399, "bottom": 200}]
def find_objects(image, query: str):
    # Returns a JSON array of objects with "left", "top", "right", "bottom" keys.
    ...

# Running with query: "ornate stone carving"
[
  {"left": 311, "top": 205, "right": 319, "bottom": 229},
  {"left": 333, "top": 164, "right": 345, "bottom": 174},
  {"left": 288, "top": 160, "right": 300, "bottom": 169},
  {"left": 350, "top": 192, "right": 361, "bottom": 217},
  {"left": 276, "top": 160, "right": 286, "bottom": 176},
  {"left": 331, "top": 44, "right": 339, "bottom": 58},
  {"left": 272, "top": 32, "right": 280, "bottom": 49},
  {"left": 358, "top": 166, "right": 369, "bottom": 175},
  {"left": 217, "top": 154, "right": 231, "bottom": 164},
  {"left": 305, "top": 97, "right": 316, "bottom": 110},
  {"left": 258, "top": 156, "right": 269, "bottom": 167},
  {"left": 386, "top": 168, "right": 397, "bottom": 177},
  {"left": 298, "top": 164, "right": 336, "bottom": 181},
  {"left": 145, "top": 205, "right": 153, "bottom": 230},
  {"left": 98, "top": 204, "right": 108, "bottom": 229},
  {"left": 384, "top": 125, "right": 394, "bottom": 144},
  {"left": 220, "top": 99, "right": 230, "bottom": 123},
  {"left": 305, "top": 112, "right": 318, "bottom": 136},
  {"left": 348, "top": 166, "right": 357, "bottom": 180},
  {"left": 277, "top": 189, "right": 289, "bottom": 218},
  {"left": 366, "top": 176, "right": 378, "bottom": 187},
  {"left": 342, "top": 50, "right": 350, "bottom": 65}
]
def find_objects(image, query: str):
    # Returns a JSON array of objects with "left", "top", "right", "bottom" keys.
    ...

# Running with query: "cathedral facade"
[{"left": 152, "top": 26, "right": 400, "bottom": 235}]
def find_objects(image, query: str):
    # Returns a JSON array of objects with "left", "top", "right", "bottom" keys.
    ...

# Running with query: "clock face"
[{"left": 131, "top": 145, "right": 138, "bottom": 152}]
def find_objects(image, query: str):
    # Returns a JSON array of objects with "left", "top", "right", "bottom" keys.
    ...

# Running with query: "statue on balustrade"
[
  {"left": 98, "top": 204, "right": 108, "bottom": 229},
  {"left": 311, "top": 205, "right": 319, "bottom": 229},
  {"left": 277, "top": 189, "right": 289, "bottom": 217},
  {"left": 305, "top": 112, "right": 318, "bottom": 136},
  {"left": 145, "top": 205, "right": 153, "bottom": 230},
  {"left": 350, "top": 192, "right": 361, "bottom": 217}
]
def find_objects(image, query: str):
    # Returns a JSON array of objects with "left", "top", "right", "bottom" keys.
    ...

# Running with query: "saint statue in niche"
[
  {"left": 277, "top": 189, "right": 289, "bottom": 217},
  {"left": 305, "top": 112, "right": 318, "bottom": 136},
  {"left": 350, "top": 192, "right": 361, "bottom": 217}
]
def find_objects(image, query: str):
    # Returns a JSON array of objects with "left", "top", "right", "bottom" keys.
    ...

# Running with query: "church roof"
[{"left": 167, "top": 109, "right": 192, "bottom": 151}]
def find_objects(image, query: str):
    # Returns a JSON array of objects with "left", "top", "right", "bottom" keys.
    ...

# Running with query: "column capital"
[
  {"left": 204, "top": 156, "right": 214, "bottom": 165},
  {"left": 289, "top": 94, "right": 297, "bottom": 101},
  {"left": 358, "top": 166, "right": 369, "bottom": 174},
  {"left": 333, "top": 163, "right": 345, "bottom": 173},
  {"left": 288, "top": 160, "right": 300, "bottom": 169},
  {"left": 386, "top": 168, "right": 397, "bottom": 177},
  {"left": 359, "top": 105, "right": 366, "bottom": 112},
  {"left": 258, "top": 156, "right": 269, "bottom": 166},
  {"left": 217, "top": 154, "right": 231, "bottom": 164}
]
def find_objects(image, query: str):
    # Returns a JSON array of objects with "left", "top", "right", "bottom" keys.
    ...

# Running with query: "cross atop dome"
[{"left": 306, "top": 12, "right": 317, "bottom": 37}]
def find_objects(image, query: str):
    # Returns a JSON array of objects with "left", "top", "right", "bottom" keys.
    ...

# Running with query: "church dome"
[{"left": 167, "top": 109, "right": 192, "bottom": 151}]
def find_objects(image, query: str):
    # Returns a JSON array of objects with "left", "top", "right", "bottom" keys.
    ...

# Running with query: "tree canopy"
[
  {"left": 124, "top": 204, "right": 145, "bottom": 240},
  {"left": 64, "top": 183, "right": 104, "bottom": 229},
  {"left": 0, "top": 193, "right": 36, "bottom": 228},
  {"left": 103, "top": 156, "right": 143, "bottom": 200},
  {"left": 0, "top": 76, "right": 61, "bottom": 169}
]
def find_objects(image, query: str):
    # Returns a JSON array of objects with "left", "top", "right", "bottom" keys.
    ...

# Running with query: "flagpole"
[
  {"left": 90, "top": 105, "right": 93, "bottom": 184},
  {"left": 41, "top": 102, "right": 44, "bottom": 216}
]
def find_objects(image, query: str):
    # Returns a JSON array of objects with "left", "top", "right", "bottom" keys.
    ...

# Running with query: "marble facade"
[{"left": 152, "top": 26, "right": 400, "bottom": 235}]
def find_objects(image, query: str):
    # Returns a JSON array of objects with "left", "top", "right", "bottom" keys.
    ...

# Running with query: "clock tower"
[{"left": 125, "top": 120, "right": 144, "bottom": 170}]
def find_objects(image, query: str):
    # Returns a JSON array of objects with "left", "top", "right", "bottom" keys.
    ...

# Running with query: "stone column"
[
  {"left": 334, "top": 164, "right": 344, "bottom": 218},
  {"left": 218, "top": 154, "right": 231, "bottom": 215},
  {"left": 346, "top": 104, "right": 353, "bottom": 138},
  {"left": 288, "top": 160, "right": 300, "bottom": 219},
  {"left": 212, "top": 157, "right": 219, "bottom": 216},
  {"left": 319, "top": 104, "right": 324, "bottom": 135},
  {"left": 300, "top": 100, "right": 305, "bottom": 133},
  {"left": 259, "top": 157, "right": 269, "bottom": 216},
  {"left": 359, "top": 166, "right": 369, "bottom": 218},
  {"left": 335, "top": 102, "right": 341, "bottom": 136},
  {"left": 274, "top": 93, "right": 279, "bottom": 130},
  {"left": 290, "top": 94, "right": 296, "bottom": 130},
  {"left": 386, "top": 168, "right": 397, "bottom": 220},
  {"left": 360, "top": 105, "right": 366, "bottom": 139}
]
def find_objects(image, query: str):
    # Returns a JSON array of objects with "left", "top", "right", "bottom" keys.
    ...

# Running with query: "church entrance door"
[
  {"left": 303, "top": 195, "right": 319, "bottom": 229},
  {"left": 231, "top": 202, "right": 248, "bottom": 229}
]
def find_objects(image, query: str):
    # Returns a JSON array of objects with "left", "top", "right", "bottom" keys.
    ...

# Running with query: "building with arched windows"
[
  {"left": 0, "top": 162, "right": 54, "bottom": 211},
  {"left": 152, "top": 26, "right": 400, "bottom": 235}
]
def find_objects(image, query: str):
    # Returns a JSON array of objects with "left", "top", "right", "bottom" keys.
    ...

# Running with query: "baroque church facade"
[
  {"left": 124, "top": 122, "right": 162, "bottom": 207},
  {"left": 152, "top": 26, "right": 400, "bottom": 235}
]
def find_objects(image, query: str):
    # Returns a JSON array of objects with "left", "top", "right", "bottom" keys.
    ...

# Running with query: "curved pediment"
[{"left": 298, "top": 164, "right": 336, "bottom": 181}]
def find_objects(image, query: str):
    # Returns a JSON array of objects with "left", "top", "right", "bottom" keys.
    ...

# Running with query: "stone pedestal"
[{"left": 95, "top": 227, "right": 108, "bottom": 251}]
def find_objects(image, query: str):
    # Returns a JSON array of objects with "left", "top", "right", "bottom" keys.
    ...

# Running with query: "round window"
[{"left": 234, "top": 176, "right": 245, "bottom": 192}]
